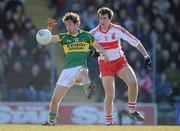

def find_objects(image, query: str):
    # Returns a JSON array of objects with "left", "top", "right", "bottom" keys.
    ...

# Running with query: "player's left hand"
[
  {"left": 144, "top": 56, "right": 152, "bottom": 70},
  {"left": 101, "top": 52, "right": 109, "bottom": 62}
]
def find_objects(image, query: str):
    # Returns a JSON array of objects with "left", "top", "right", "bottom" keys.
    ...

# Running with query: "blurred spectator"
[
  {"left": 169, "top": 0, "right": 180, "bottom": 23},
  {"left": 125, "top": 0, "right": 136, "bottom": 16},
  {"left": 137, "top": 69, "right": 152, "bottom": 102},
  {"left": 0, "top": 0, "right": 4, "bottom": 29},
  {"left": 24, "top": 27, "right": 38, "bottom": 55},
  {"left": 166, "top": 62, "right": 180, "bottom": 98},
  {"left": 153, "top": 0, "right": 170, "bottom": 17},
  {"left": 29, "top": 64, "right": 46, "bottom": 101},
  {"left": 0, "top": 37, "right": 5, "bottom": 98},
  {"left": 5, "top": 61, "right": 32, "bottom": 101},
  {"left": 4, "top": 0, "right": 24, "bottom": 13},
  {"left": 156, "top": 73, "right": 172, "bottom": 103},
  {"left": 82, "top": 5, "right": 97, "bottom": 30}
]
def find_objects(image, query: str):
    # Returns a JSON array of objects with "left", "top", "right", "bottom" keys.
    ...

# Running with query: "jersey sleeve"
[
  {"left": 87, "top": 33, "right": 96, "bottom": 45},
  {"left": 57, "top": 33, "right": 66, "bottom": 43},
  {"left": 52, "top": 33, "right": 66, "bottom": 44},
  {"left": 116, "top": 26, "right": 140, "bottom": 47}
]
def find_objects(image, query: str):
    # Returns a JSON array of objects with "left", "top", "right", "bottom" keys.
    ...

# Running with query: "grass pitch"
[{"left": 0, "top": 125, "right": 179, "bottom": 131}]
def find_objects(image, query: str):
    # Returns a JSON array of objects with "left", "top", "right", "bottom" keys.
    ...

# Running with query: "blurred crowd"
[
  {"left": 0, "top": 0, "right": 52, "bottom": 101},
  {"left": 0, "top": 0, "right": 179, "bottom": 106}
]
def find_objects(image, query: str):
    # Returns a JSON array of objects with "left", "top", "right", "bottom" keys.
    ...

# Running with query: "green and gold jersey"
[{"left": 56, "top": 29, "right": 96, "bottom": 69}]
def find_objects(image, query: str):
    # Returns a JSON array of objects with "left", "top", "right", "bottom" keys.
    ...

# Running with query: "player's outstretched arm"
[
  {"left": 116, "top": 26, "right": 152, "bottom": 69},
  {"left": 117, "top": 26, "right": 152, "bottom": 70},
  {"left": 47, "top": 18, "right": 59, "bottom": 43}
]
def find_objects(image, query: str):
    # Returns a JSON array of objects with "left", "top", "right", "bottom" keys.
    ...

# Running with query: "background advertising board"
[{"left": 0, "top": 103, "right": 157, "bottom": 125}]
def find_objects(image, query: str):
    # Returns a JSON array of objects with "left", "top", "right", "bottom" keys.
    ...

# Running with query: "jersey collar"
[
  {"left": 98, "top": 23, "right": 112, "bottom": 34},
  {"left": 68, "top": 29, "right": 81, "bottom": 36}
]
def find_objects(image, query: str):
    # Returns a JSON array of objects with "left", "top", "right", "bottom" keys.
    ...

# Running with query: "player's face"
[
  {"left": 64, "top": 20, "right": 79, "bottom": 34},
  {"left": 99, "top": 14, "right": 111, "bottom": 27}
]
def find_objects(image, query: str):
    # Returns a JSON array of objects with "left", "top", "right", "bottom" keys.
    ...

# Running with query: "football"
[{"left": 36, "top": 29, "right": 52, "bottom": 45}]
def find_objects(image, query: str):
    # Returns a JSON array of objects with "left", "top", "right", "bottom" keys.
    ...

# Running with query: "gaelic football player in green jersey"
[{"left": 42, "top": 12, "right": 107, "bottom": 126}]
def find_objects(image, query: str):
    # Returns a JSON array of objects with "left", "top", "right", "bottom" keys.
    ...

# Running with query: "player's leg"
[
  {"left": 116, "top": 65, "right": 145, "bottom": 121},
  {"left": 42, "top": 85, "right": 70, "bottom": 126},
  {"left": 75, "top": 67, "right": 95, "bottom": 99},
  {"left": 117, "top": 65, "right": 138, "bottom": 105},
  {"left": 101, "top": 76, "right": 115, "bottom": 125},
  {"left": 42, "top": 67, "right": 76, "bottom": 126}
]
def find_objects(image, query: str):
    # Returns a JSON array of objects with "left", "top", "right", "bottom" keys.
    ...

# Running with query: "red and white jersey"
[{"left": 90, "top": 23, "right": 141, "bottom": 61}]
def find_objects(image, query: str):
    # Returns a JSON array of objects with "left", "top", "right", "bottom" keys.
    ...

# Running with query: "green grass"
[{"left": 0, "top": 125, "right": 180, "bottom": 131}]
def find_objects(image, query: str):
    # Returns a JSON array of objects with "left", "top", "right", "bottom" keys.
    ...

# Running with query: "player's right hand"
[
  {"left": 47, "top": 18, "right": 57, "bottom": 30},
  {"left": 101, "top": 51, "right": 109, "bottom": 62}
]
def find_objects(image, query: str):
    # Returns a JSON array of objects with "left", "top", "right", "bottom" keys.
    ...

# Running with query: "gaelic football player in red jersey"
[{"left": 90, "top": 7, "right": 152, "bottom": 125}]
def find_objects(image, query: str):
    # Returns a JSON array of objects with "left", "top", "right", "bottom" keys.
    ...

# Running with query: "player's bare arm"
[
  {"left": 136, "top": 43, "right": 152, "bottom": 69},
  {"left": 136, "top": 43, "right": 149, "bottom": 58},
  {"left": 118, "top": 26, "right": 152, "bottom": 69},
  {"left": 47, "top": 18, "right": 59, "bottom": 43}
]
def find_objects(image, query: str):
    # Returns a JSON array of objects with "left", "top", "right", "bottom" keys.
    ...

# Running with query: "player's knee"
[
  {"left": 75, "top": 71, "right": 83, "bottom": 83},
  {"left": 75, "top": 68, "right": 90, "bottom": 85},
  {"left": 128, "top": 81, "right": 137, "bottom": 88},
  {"left": 105, "top": 94, "right": 115, "bottom": 102},
  {"left": 76, "top": 68, "right": 88, "bottom": 82}
]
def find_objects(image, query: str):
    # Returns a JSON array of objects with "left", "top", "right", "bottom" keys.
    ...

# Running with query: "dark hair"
[
  {"left": 62, "top": 12, "right": 80, "bottom": 24},
  {"left": 97, "top": 7, "right": 114, "bottom": 19}
]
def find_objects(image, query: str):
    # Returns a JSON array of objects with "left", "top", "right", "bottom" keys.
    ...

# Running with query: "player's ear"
[
  {"left": 109, "top": 17, "right": 112, "bottom": 22},
  {"left": 76, "top": 22, "right": 80, "bottom": 28}
]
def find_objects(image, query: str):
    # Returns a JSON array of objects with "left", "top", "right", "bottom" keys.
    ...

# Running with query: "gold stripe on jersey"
[
  {"left": 91, "top": 40, "right": 96, "bottom": 45},
  {"left": 63, "top": 42, "right": 89, "bottom": 53}
]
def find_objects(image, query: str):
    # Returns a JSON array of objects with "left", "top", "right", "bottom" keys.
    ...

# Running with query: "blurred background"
[{"left": 0, "top": 0, "right": 180, "bottom": 125}]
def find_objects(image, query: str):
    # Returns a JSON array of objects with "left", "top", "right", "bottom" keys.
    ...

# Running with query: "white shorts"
[{"left": 56, "top": 65, "right": 89, "bottom": 88}]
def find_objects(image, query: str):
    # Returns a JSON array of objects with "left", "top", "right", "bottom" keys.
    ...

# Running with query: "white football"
[{"left": 36, "top": 29, "right": 52, "bottom": 45}]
